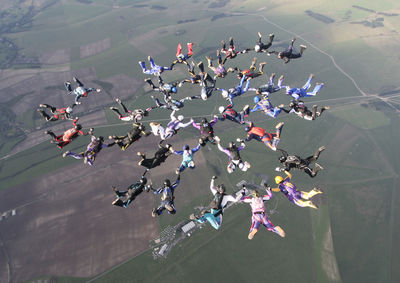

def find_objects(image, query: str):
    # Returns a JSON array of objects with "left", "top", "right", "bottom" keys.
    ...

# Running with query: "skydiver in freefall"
[
  {"left": 149, "top": 110, "right": 193, "bottom": 140},
  {"left": 215, "top": 136, "right": 251, "bottom": 174},
  {"left": 170, "top": 42, "right": 194, "bottom": 70},
  {"left": 138, "top": 56, "right": 173, "bottom": 76},
  {"left": 285, "top": 74, "right": 324, "bottom": 100},
  {"left": 276, "top": 146, "right": 325, "bottom": 178},
  {"left": 239, "top": 186, "right": 285, "bottom": 239},
  {"left": 112, "top": 175, "right": 149, "bottom": 208},
  {"left": 137, "top": 141, "right": 174, "bottom": 170},
  {"left": 45, "top": 118, "right": 91, "bottom": 149},
  {"left": 108, "top": 122, "right": 150, "bottom": 151},
  {"left": 173, "top": 143, "right": 201, "bottom": 174},
  {"left": 273, "top": 169, "right": 322, "bottom": 209},
  {"left": 37, "top": 103, "right": 76, "bottom": 122},
  {"left": 220, "top": 37, "right": 248, "bottom": 64},
  {"left": 190, "top": 176, "right": 240, "bottom": 230},
  {"left": 250, "top": 95, "right": 284, "bottom": 119},
  {"left": 218, "top": 103, "right": 250, "bottom": 124},
  {"left": 271, "top": 37, "right": 307, "bottom": 64},
  {"left": 216, "top": 74, "right": 252, "bottom": 104},
  {"left": 64, "top": 76, "right": 101, "bottom": 104},
  {"left": 62, "top": 135, "right": 113, "bottom": 166},
  {"left": 109, "top": 98, "right": 152, "bottom": 122},
  {"left": 248, "top": 73, "right": 285, "bottom": 95},
  {"left": 151, "top": 175, "right": 181, "bottom": 217},
  {"left": 233, "top": 57, "right": 266, "bottom": 80},
  {"left": 192, "top": 116, "right": 218, "bottom": 146},
  {"left": 280, "top": 100, "right": 329, "bottom": 120},
  {"left": 244, "top": 121, "right": 284, "bottom": 151},
  {"left": 206, "top": 50, "right": 235, "bottom": 80}
]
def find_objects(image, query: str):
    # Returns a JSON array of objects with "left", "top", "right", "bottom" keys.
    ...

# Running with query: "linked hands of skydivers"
[
  {"left": 214, "top": 136, "right": 221, "bottom": 143},
  {"left": 212, "top": 175, "right": 217, "bottom": 180},
  {"left": 96, "top": 89, "right": 101, "bottom": 92},
  {"left": 275, "top": 167, "right": 283, "bottom": 172}
]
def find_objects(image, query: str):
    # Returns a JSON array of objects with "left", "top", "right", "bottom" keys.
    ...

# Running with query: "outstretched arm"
[
  {"left": 192, "top": 143, "right": 201, "bottom": 153},
  {"left": 210, "top": 176, "right": 217, "bottom": 195}
]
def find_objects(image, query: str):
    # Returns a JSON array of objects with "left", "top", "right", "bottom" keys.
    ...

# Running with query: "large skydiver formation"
[{"left": 39, "top": 34, "right": 326, "bottom": 240}]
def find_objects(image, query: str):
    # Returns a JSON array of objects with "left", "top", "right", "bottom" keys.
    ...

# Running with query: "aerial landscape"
[{"left": 0, "top": 0, "right": 399, "bottom": 282}]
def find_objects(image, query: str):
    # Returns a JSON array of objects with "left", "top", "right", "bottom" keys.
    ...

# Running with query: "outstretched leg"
[
  {"left": 306, "top": 83, "right": 324, "bottom": 97},
  {"left": 73, "top": 76, "right": 84, "bottom": 87},
  {"left": 302, "top": 74, "right": 314, "bottom": 91}
]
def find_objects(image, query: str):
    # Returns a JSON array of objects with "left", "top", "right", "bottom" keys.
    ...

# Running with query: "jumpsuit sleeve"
[
  {"left": 284, "top": 170, "right": 292, "bottom": 181},
  {"left": 174, "top": 150, "right": 184, "bottom": 155},
  {"left": 192, "top": 122, "right": 200, "bottom": 129},
  {"left": 210, "top": 116, "right": 218, "bottom": 125},
  {"left": 240, "top": 196, "right": 252, "bottom": 203},
  {"left": 192, "top": 144, "right": 201, "bottom": 152},
  {"left": 217, "top": 143, "right": 230, "bottom": 156},
  {"left": 210, "top": 179, "right": 217, "bottom": 195}
]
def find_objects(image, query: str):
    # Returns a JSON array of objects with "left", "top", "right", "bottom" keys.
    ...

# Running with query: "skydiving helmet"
[
  {"left": 275, "top": 176, "right": 284, "bottom": 184},
  {"left": 97, "top": 136, "right": 104, "bottom": 142},
  {"left": 66, "top": 106, "right": 73, "bottom": 114},
  {"left": 251, "top": 190, "right": 260, "bottom": 197},
  {"left": 253, "top": 96, "right": 261, "bottom": 104},
  {"left": 244, "top": 126, "right": 251, "bottom": 132},
  {"left": 183, "top": 145, "right": 189, "bottom": 150},
  {"left": 228, "top": 142, "right": 235, "bottom": 148},
  {"left": 164, "top": 179, "right": 171, "bottom": 187},
  {"left": 279, "top": 156, "right": 287, "bottom": 163},
  {"left": 177, "top": 115, "right": 184, "bottom": 121},
  {"left": 201, "top": 118, "right": 207, "bottom": 124},
  {"left": 254, "top": 44, "right": 261, "bottom": 52},
  {"left": 221, "top": 90, "right": 229, "bottom": 98},
  {"left": 171, "top": 86, "right": 177, "bottom": 93},
  {"left": 75, "top": 124, "right": 82, "bottom": 130},
  {"left": 218, "top": 106, "right": 225, "bottom": 113},
  {"left": 140, "top": 177, "right": 147, "bottom": 185}
]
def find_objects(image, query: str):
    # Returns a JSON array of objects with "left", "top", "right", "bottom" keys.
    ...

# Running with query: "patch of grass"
[{"left": 331, "top": 104, "right": 391, "bottom": 129}]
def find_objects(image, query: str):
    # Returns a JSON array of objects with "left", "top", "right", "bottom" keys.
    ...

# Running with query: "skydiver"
[
  {"left": 151, "top": 175, "right": 181, "bottom": 217},
  {"left": 138, "top": 56, "right": 172, "bottom": 76},
  {"left": 249, "top": 73, "right": 285, "bottom": 95},
  {"left": 144, "top": 76, "right": 179, "bottom": 100},
  {"left": 218, "top": 103, "right": 250, "bottom": 124},
  {"left": 149, "top": 110, "right": 193, "bottom": 140},
  {"left": 178, "top": 61, "right": 214, "bottom": 87},
  {"left": 280, "top": 100, "right": 329, "bottom": 120},
  {"left": 272, "top": 170, "right": 322, "bottom": 209},
  {"left": 206, "top": 50, "right": 235, "bottom": 80},
  {"left": 44, "top": 118, "right": 91, "bottom": 149},
  {"left": 37, "top": 103, "right": 76, "bottom": 122},
  {"left": 150, "top": 95, "right": 189, "bottom": 111},
  {"left": 276, "top": 147, "right": 325, "bottom": 178},
  {"left": 64, "top": 76, "right": 101, "bottom": 105},
  {"left": 190, "top": 176, "right": 240, "bottom": 230},
  {"left": 234, "top": 57, "right": 266, "bottom": 80},
  {"left": 192, "top": 116, "right": 218, "bottom": 146},
  {"left": 216, "top": 74, "right": 252, "bottom": 104},
  {"left": 109, "top": 98, "right": 152, "bottom": 122},
  {"left": 239, "top": 187, "right": 285, "bottom": 239},
  {"left": 271, "top": 37, "right": 307, "bottom": 64},
  {"left": 62, "top": 135, "right": 113, "bottom": 166},
  {"left": 173, "top": 143, "right": 201, "bottom": 174},
  {"left": 137, "top": 141, "right": 174, "bottom": 170},
  {"left": 170, "top": 42, "right": 193, "bottom": 70},
  {"left": 112, "top": 175, "right": 149, "bottom": 208},
  {"left": 250, "top": 95, "right": 284, "bottom": 118},
  {"left": 215, "top": 136, "right": 251, "bottom": 173},
  {"left": 251, "top": 32, "right": 275, "bottom": 54},
  {"left": 108, "top": 123, "right": 150, "bottom": 151},
  {"left": 220, "top": 37, "right": 248, "bottom": 64},
  {"left": 285, "top": 74, "right": 324, "bottom": 100},
  {"left": 244, "top": 121, "right": 284, "bottom": 151}
]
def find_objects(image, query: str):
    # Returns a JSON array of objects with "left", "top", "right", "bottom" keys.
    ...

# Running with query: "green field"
[{"left": 2, "top": 0, "right": 400, "bottom": 282}]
